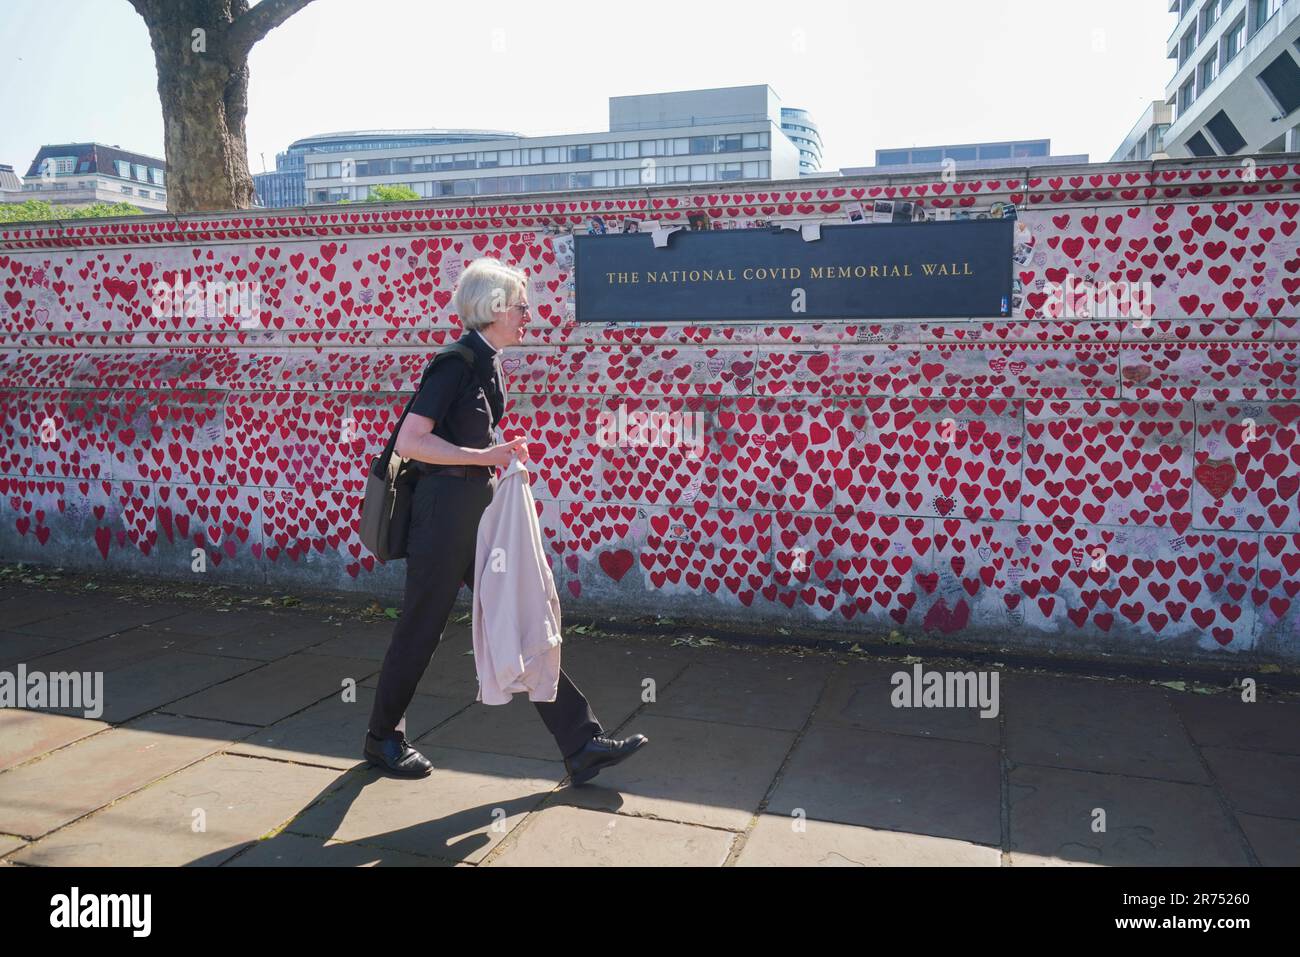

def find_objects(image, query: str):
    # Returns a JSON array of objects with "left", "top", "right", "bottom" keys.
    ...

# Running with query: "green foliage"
[
  {"left": 0, "top": 199, "right": 144, "bottom": 223},
  {"left": 365, "top": 184, "right": 420, "bottom": 203}
]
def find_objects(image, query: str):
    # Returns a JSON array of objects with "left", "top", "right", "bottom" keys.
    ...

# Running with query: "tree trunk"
[{"left": 128, "top": 0, "right": 313, "bottom": 214}]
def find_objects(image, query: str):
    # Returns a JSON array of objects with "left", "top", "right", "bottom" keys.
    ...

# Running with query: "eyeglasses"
[{"left": 507, "top": 302, "right": 531, "bottom": 315}]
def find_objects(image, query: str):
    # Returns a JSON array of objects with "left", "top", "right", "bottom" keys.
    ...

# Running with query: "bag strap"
[{"left": 375, "top": 342, "right": 475, "bottom": 475}]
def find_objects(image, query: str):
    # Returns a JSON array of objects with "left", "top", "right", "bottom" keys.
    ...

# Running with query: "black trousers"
[{"left": 368, "top": 471, "right": 602, "bottom": 759}]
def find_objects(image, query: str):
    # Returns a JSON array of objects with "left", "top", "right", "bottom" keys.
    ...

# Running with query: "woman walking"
[{"left": 365, "top": 257, "right": 647, "bottom": 785}]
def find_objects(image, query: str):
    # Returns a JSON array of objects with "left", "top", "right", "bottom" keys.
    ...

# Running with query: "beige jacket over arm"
[{"left": 472, "top": 456, "right": 562, "bottom": 705}]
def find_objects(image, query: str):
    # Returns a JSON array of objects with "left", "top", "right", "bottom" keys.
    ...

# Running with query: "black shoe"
[
  {"left": 363, "top": 732, "right": 433, "bottom": 777},
  {"left": 563, "top": 732, "right": 648, "bottom": 786}
]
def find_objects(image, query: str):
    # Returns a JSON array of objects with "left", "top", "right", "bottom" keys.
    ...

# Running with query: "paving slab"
[
  {"left": 814, "top": 659, "right": 1001, "bottom": 745},
  {"left": 184, "top": 619, "right": 343, "bottom": 661},
  {"left": 550, "top": 714, "right": 794, "bottom": 832},
  {"left": 300, "top": 621, "right": 398, "bottom": 661},
  {"left": 0, "top": 713, "right": 246, "bottom": 838},
  {"left": 418, "top": 696, "right": 569, "bottom": 761},
  {"left": 487, "top": 803, "right": 735, "bottom": 866},
  {"left": 1201, "top": 747, "right": 1300, "bottom": 819},
  {"left": 1235, "top": 813, "right": 1300, "bottom": 866},
  {"left": 1169, "top": 693, "right": 1300, "bottom": 755},
  {"left": 286, "top": 746, "right": 561, "bottom": 864},
  {"left": 414, "top": 640, "right": 670, "bottom": 759},
  {"left": 359, "top": 630, "right": 480, "bottom": 699},
  {"left": 648, "top": 656, "right": 830, "bottom": 731},
  {"left": 0, "top": 710, "right": 107, "bottom": 772},
  {"left": 1007, "top": 764, "right": 1251, "bottom": 866},
  {"left": 0, "top": 833, "right": 26, "bottom": 858},
  {"left": 133, "top": 607, "right": 271, "bottom": 640},
  {"left": 43, "top": 651, "right": 261, "bottom": 724},
  {"left": 12, "top": 602, "right": 186, "bottom": 640},
  {"left": 230, "top": 687, "right": 463, "bottom": 769},
  {"left": 21, "top": 626, "right": 209, "bottom": 674},
  {"left": 162, "top": 653, "right": 379, "bottom": 726},
  {"left": 1003, "top": 674, "right": 1207, "bottom": 783},
  {"left": 0, "top": 629, "right": 102, "bottom": 668},
  {"left": 224, "top": 832, "right": 452, "bottom": 867},
  {"left": 7, "top": 753, "right": 339, "bottom": 867},
  {"left": 0, "top": 591, "right": 102, "bottom": 628},
  {"left": 766, "top": 723, "right": 1002, "bottom": 845},
  {"left": 734, "top": 812, "right": 1001, "bottom": 866},
  {"left": 559, "top": 638, "right": 693, "bottom": 723}
]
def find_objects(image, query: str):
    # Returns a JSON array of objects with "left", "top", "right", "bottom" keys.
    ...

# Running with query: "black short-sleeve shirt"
[{"left": 408, "top": 334, "right": 506, "bottom": 462}]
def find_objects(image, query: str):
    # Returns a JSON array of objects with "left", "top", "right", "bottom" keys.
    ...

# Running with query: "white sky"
[{"left": 0, "top": 0, "right": 1176, "bottom": 175}]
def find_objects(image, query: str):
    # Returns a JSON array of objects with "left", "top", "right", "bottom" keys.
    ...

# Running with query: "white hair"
[{"left": 452, "top": 257, "right": 527, "bottom": 331}]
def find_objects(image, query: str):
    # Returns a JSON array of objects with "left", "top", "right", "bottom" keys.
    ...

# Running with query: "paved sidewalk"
[{"left": 0, "top": 572, "right": 1297, "bottom": 867}]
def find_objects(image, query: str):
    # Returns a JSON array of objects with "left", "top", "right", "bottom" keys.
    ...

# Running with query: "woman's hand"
[{"left": 479, "top": 437, "right": 530, "bottom": 467}]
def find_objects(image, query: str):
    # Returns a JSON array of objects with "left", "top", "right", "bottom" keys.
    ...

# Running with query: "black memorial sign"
[{"left": 574, "top": 219, "right": 1014, "bottom": 323}]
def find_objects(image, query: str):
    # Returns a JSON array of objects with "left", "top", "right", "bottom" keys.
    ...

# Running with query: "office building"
[
  {"left": 780, "top": 106, "right": 823, "bottom": 173},
  {"left": 253, "top": 129, "right": 512, "bottom": 208},
  {"left": 0, "top": 164, "right": 22, "bottom": 198},
  {"left": 289, "top": 84, "right": 806, "bottom": 206},
  {"left": 1112, "top": 100, "right": 1175, "bottom": 161},
  {"left": 844, "top": 138, "right": 1087, "bottom": 175},
  {"left": 1163, "top": 0, "right": 1300, "bottom": 156},
  {"left": 5, "top": 143, "right": 167, "bottom": 211}
]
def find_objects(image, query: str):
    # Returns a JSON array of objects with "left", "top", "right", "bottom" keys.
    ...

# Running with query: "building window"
[
  {"left": 1199, "top": 54, "right": 1218, "bottom": 91},
  {"left": 1151, "top": 123, "right": 1170, "bottom": 152},
  {"left": 1250, "top": 0, "right": 1281, "bottom": 37},
  {"left": 1223, "top": 15, "right": 1246, "bottom": 63},
  {"left": 1179, "top": 29, "right": 1196, "bottom": 67},
  {"left": 1200, "top": 0, "right": 1219, "bottom": 36},
  {"left": 132, "top": 163, "right": 147, "bottom": 181},
  {"left": 1013, "top": 141, "right": 1049, "bottom": 157},
  {"left": 1185, "top": 130, "right": 1217, "bottom": 156},
  {"left": 1258, "top": 50, "right": 1300, "bottom": 114},
  {"left": 1178, "top": 77, "right": 1197, "bottom": 118},
  {"left": 1205, "top": 109, "right": 1247, "bottom": 153},
  {"left": 114, "top": 160, "right": 130, "bottom": 178}
]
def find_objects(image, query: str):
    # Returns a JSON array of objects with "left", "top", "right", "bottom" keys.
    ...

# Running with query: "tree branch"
[{"left": 225, "top": 0, "right": 316, "bottom": 59}]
